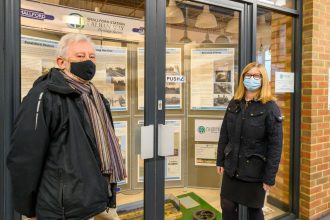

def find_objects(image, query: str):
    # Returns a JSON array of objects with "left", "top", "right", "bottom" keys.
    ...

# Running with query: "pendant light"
[
  {"left": 166, "top": 0, "right": 184, "bottom": 24},
  {"left": 257, "top": 15, "right": 271, "bottom": 50},
  {"left": 202, "top": 33, "right": 213, "bottom": 44},
  {"left": 179, "top": 7, "right": 192, "bottom": 43},
  {"left": 195, "top": 5, "right": 217, "bottom": 29},
  {"left": 215, "top": 29, "right": 231, "bottom": 44},
  {"left": 257, "top": 15, "right": 271, "bottom": 40},
  {"left": 226, "top": 11, "right": 239, "bottom": 34}
]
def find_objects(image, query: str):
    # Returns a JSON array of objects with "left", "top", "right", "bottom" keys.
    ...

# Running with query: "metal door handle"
[
  {"left": 141, "top": 125, "right": 154, "bottom": 159},
  {"left": 158, "top": 124, "right": 174, "bottom": 157}
]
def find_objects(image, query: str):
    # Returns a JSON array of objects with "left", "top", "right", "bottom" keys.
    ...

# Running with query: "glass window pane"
[
  {"left": 20, "top": 0, "right": 145, "bottom": 219},
  {"left": 165, "top": 1, "right": 239, "bottom": 219},
  {"left": 258, "top": 0, "right": 295, "bottom": 9},
  {"left": 257, "top": 7, "right": 294, "bottom": 217}
]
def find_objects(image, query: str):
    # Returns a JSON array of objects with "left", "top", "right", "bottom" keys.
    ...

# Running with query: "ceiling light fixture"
[
  {"left": 202, "top": 33, "right": 213, "bottom": 44},
  {"left": 225, "top": 11, "right": 239, "bottom": 34},
  {"left": 195, "top": 5, "right": 217, "bottom": 29},
  {"left": 166, "top": 0, "right": 184, "bottom": 24},
  {"left": 179, "top": 7, "right": 192, "bottom": 43},
  {"left": 215, "top": 29, "right": 231, "bottom": 44}
]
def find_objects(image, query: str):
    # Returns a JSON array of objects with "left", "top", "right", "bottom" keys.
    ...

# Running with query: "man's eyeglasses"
[{"left": 244, "top": 74, "right": 262, "bottom": 80}]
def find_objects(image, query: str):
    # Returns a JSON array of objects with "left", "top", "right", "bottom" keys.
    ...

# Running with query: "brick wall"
[{"left": 300, "top": 0, "right": 330, "bottom": 219}]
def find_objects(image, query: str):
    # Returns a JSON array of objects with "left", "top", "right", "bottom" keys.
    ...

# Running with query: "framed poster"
[
  {"left": 138, "top": 48, "right": 183, "bottom": 110},
  {"left": 114, "top": 121, "right": 128, "bottom": 185},
  {"left": 195, "top": 144, "right": 217, "bottom": 166},
  {"left": 190, "top": 48, "right": 235, "bottom": 110},
  {"left": 94, "top": 46, "right": 128, "bottom": 111}
]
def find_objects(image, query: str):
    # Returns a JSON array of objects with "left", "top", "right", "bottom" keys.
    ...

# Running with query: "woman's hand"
[
  {"left": 263, "top": 183, "right": 272, "bottom": 191},
  {"left": 29, "top": 218, "right": 36, "bottom": 220},
  {"left": 217, "top": 166, "right": 224, "bottom": 175}
]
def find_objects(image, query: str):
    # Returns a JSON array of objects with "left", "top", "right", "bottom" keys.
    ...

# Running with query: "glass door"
[
  {"left": 163, "top": 1, "right": 244, "bottom": 219},
  {"left": 19, "top": 0, "right": 151, "bottom": 219}
]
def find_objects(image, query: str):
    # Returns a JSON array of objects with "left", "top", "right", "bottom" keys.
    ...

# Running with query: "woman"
[{"left": 216, "top": 62, "right": 283, "bottom": 220}]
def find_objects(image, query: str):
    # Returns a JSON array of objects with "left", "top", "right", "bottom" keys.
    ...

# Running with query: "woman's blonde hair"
[{"left": 234, "top": 62, "right": 275, "bottom": 103}]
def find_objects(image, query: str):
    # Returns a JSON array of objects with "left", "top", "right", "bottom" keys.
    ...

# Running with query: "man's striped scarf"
[{"left": 64, "top": 74, "right": 126, "bottom": 183}]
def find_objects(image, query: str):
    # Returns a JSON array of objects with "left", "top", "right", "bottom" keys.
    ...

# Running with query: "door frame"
[
  {"left": 0, "top": 0, "right": 21, "bottom": 219},
  {"left": 145, "top": 0, "right": 250, "bottom": 219}
]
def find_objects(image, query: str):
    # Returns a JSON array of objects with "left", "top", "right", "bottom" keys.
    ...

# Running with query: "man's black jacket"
[
  {"left": 7, "top": 68, "right": 117, "bottom": 219},
  {"left": 217, "top": 99, "right": 283, "bottom": 185}
]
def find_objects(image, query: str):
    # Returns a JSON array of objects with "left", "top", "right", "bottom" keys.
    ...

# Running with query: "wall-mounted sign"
[
  {"left": 166, "top": 75, "right": 185, "bottom": 83},
  {"left": 21, "top": 0, "right": 144, "bottom": 42},
  {"left": 195, "top": 119, "right": 222, "bottom": 142},
  {"left": 275, "top": 72, "right": 294, "bottom": 93}
]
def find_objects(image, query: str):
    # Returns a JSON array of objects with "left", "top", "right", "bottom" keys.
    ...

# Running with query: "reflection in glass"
[
  {"left": 20, "top": 0, "right": 146, "bottom": 219},
  {"left": 257, "top": 7, "right": 294, "bottom": 218},
  {"left": 165, "top": 1, "right": 240, "bottom": 220},
  {"left": 258, "top": 0, "right": 295, "bottom": 9}
]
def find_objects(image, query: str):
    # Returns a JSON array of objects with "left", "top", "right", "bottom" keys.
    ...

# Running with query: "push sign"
[{"left": 166, "top": 75, "right": 185, "bottom": 83}]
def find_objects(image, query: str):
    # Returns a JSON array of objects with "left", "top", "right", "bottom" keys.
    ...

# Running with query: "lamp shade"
[
  {"left": 179, "top": 29, "right": 192, "bottom": 43},
  {"left": 166, "top": 0, "right": 184, "bottom": 24},
  {"left": 225, "top": 11, "right": 239, "bottom": 34},
  {"left": 215, "top": 29, "right": 230, "bottom": 44},
  {"left": 257, "top": 15, "right": 271, "bottom": 39},
  {"left": 257, "top": 15, "right": 271, "bottom": 49},
  {"left": 195, "top": 5, "right": 217, "bottom": 29}
]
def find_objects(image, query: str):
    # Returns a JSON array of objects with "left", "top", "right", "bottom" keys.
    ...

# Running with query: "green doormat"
[{"left": 177, "top": 192, "right": 222, "bottom": 220}]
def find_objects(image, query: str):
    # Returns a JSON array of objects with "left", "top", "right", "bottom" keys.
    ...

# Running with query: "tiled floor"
[{"left": 118, "top": 187, "right": 286, "bottom": 220}]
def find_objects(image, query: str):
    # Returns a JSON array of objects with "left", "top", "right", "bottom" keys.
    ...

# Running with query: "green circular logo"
[
  {"left": 67, "top": 13, "right": 85, "bottom": 29},
  {"left": 198, "top": 126, "right": 206, "bottom": 134}
]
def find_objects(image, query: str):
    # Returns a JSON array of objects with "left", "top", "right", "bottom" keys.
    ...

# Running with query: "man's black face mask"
[{"left": 70, "top": 60, "right": 96, "bottom": 81}]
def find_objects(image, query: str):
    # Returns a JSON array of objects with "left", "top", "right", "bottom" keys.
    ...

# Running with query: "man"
[{"left": 7, "top": 33, "right": 126, "bottom": 220}]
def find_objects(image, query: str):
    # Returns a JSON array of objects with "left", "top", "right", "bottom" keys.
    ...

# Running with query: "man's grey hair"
[{"left": 56, "top": 33, "right": 96, "bottom": 57}]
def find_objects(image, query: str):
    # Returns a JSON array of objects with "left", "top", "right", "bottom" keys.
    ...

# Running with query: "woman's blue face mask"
[{"left": 243, "top": 74, "right": 262, "bottom": 91}]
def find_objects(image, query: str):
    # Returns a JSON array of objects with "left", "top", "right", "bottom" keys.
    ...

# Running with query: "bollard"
[{"left": 238, "top": 204, "right": 248, "bottom": 220}]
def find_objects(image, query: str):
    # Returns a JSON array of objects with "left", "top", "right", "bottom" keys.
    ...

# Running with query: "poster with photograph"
[
  {"left": 195, "top": 144, "right": 217, "bottom": 166},
  {"left": 191, "top": 48, "right": 235, "bottom": 110},
  {"left": 195, "top": 119, "right": 222, "bottom": 142},
  {"left": 113, "top": 121, "right": 128, "bottom": 185},
  {"left": 21, "top": 36, "right": 58, "bottom": 98},
  {"left": 165, "top": 120, "right": 182, "bottom": 181},
  {"left": 165, "top": 48, "right": 183, "bottom": 109},
  {"left": 137, "top": 48, "right": 145, "bottom": 111},
  {"left": 94, "top": 46, "right": 128, "bottom": 111},
  {"left": 138, "top": 48, "right": 182, "bottom": 110},
  {"left": 137, "top": 120, "right": 144, "bottom": 182},
  {"left": 138, "top": 120, "right": 182, "bottom": 182}
]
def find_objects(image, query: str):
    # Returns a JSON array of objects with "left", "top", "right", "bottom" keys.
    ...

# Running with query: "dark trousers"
[{"left": 221, "top": 197, "right": 264, "bottom": 220}]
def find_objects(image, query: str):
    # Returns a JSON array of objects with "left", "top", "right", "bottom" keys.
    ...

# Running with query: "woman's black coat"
[{"left": 217, "top": 99, "right": 283, "bottom": 186}]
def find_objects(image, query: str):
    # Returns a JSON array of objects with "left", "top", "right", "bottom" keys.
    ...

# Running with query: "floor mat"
[{"left": 177, "top": 192, "right": 222, "bottom": 220}]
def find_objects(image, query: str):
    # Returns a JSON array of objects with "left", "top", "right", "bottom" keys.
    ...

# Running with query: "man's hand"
[
  {"left": 29, "top": 217, "right": 36, "bottom": 220},
  {"left": 263, "top": 183, "right": 272, "bottom": 191},
  {"left": 216, "top": 166, "right": 224, "bottom": 175}
]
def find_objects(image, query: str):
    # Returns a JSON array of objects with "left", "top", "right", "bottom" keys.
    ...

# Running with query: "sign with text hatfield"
[
  {"left": 195, "top": 119, "right": 222, "bottom": 142},
  {"left": 275, "top": 72, "right": 294, "bottom": 93}
]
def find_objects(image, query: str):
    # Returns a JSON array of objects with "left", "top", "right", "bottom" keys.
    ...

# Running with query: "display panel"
[
  {"left": 190, "top": 48, "right": 235, "bottom": 110},
  {"left": 137, "top": 48, "right": 183, "bottom": 110}
]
